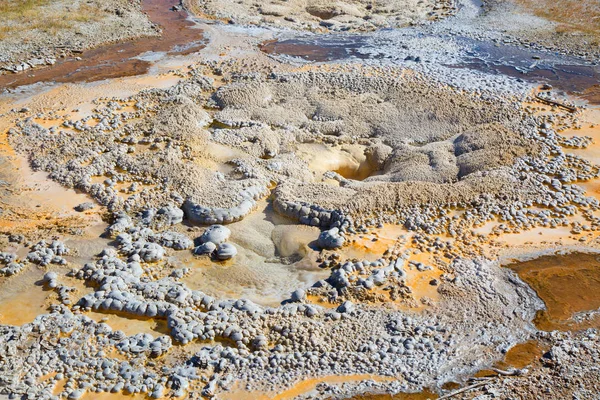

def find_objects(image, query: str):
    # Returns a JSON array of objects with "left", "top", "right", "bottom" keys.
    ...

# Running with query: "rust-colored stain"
[
  {"left": 506, "top": 252, "right": 600, "bottom": 331},
  {"left": 0, "top": 0, "right": 205, "bottom": 89},
  {"left": 348, "top": 389, "right": 438, "bottom": 400},
  {"left": 498, "top": 340, "right": 547, "bottom": 370}
]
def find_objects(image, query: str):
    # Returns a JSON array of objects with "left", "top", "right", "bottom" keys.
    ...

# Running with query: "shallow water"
[
  {"left": 497, "top": 340, "right": 546, "bottom": 370},
  {"left": 262, "top": 33, "right": 600, "bottom": 103},
  {"left": 506, "top": 252, "right": 600, "bottom": 331},
  {"left": 261, "top": 36, "right": 375, "bottom": 62},
  {"left": 453, "top": 37, "right": 600, "bottom": 103}
]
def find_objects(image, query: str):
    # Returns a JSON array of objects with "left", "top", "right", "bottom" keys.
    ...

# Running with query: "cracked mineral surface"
[{"left": 0, "top": 0, "right": 600, "bottom": 399}]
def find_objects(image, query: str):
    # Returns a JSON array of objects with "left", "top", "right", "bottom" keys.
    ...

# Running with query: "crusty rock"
[
  {"left": 199, "top": 225, "right": 231, "bottom": 245},
  {"left": 216, "top": 243, "right": 237, "bottom": 260},
  {"left": 318, "top": 227, "right": 345, "bottom": 249}
]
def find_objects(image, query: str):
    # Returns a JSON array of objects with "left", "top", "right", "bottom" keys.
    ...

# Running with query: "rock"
[
  {"left": 150, "top": 384, "right": 165, "bottom": 399},
  {"left": 290, "top": 289, "right": 306, "bottom": 302},
  {"left": 317, "top": 227, "right": 345, "bottom": 249},
  {"left": 26, "top": 240, "right": 69, "bottom": 266},
  {"left": 157, "top": 205, "right": 184, "bottom": 225},
  {"left": 328, "top": 268, "right": 349, "bottom": 289},
  {"left": 337, "top": 300, "right": 354, "bottom": 313},
  {"left": 157, "top": 232, "right": 193, "bottom": 250},
  {"left": 202, "top": 380, "right": 217, "bottom": 398},
  {"left": 0, "top": 261, "right": 25, "bottom": 277},
  {"left": 216, "top": 243, "right": 237, "bottom": 260},
  {"left": 44, "top": 271, "right": 58, "bottom": 281},
  {"left": 8, "top": 234, "right": 23, "bottom": 243},
  {"left": 74, "top": 202, "right": 95, "bottom": 212},
  {"left": 365, "top": 142, "right": 393, "bottom": 171},
  {"left": 68, "top": 389, "right": 85, "bottom": 399},
  {"left": 139, "top": 243, "right": 165, "bottom": 262},
  {"left": 199, "top": 225, "right": 231, "bottom": 245},
  {"left": 194, "top": 242, "right": 217, "bottom": 255},
  {"left": 305, "top": 306, "right": 318, "bottom": 317},
  {"left": 141, "top": 208, "right": 156, "bottom": 225},
  {"left": 183, "top": 186, "right": 267, "bottom": 225}
]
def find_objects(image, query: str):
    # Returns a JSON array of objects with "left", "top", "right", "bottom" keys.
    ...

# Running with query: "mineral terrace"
[{"left": 0, "top": 0, "right": 599, "bottom": 399}]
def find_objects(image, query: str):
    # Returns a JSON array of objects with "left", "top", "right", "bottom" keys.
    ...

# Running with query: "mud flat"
[{"left": 0, "top": 0, "right": 600, "bottom": 399}]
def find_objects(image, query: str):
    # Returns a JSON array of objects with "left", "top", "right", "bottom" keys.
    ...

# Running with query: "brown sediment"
[
  {"left": 582, "top": 85, "right": 600, "bottom": 105},
  {"left": 170, "top": 199, "right": 329, "bottom": 306},
  {"left": 339, "top": 227, "right": 444, "bottom": 310},
  {"left": 348, "top": 390, "right": 438, "bottom": 400},
  {"left": 261, "top": 40, "right": 333, "bottom": 62},
  {"left": 0, "top": 127, "right": 100, "bottom": 237},
  {"left": 497, "top": 340, "right": 547, "bottom": 370},
  {"left": 492, "top": 225, "right": 573, "bottom": 248},
  {"left": 0, "top": 0, "right": 204, "bottom": 89},
  {"left": 272, "top": 224, "right": 319, "bottom": 258},
  {"left": 505, "top": 252, "right": 600, "bottom": 331},
  {"left": 473, "top": 339, "right": 548, "bottom": 379},
  {"left": 562, "top": 107, "right": 600, "bottom": 166},
  {"left": 344, "top": 224, "right": 408, "bottom": 261},
  {"left": 306, "top": 294, "right": 339, "bottom": 308},
  {"left": 180, "top": 242, "right": 328, "bottom": 307},
  {"left": 52, "top": 378, "right": 68, "bottom": 396}
]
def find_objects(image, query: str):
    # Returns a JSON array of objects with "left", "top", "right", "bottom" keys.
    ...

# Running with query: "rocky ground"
[
  {"left": 472, "top": 0, "right": 600, "bottom": 61},
  {"left": 0, "top": 0, "right": 599, "bottom": 399},
  {"left": 185, "top": 0, "right": 456, "bottom": 32},
  {"left": 0, "top": 0, "right": 158, "bottom": 73}
]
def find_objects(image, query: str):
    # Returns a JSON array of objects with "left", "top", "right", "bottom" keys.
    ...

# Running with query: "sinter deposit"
[{"left": 0, "top": 0, "right": 600, "bottom": 399}]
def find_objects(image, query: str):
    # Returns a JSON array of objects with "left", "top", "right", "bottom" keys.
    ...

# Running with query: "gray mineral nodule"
[
  {"left": 194, "top": 241, "right": 217, "bottom": 255},
  {"left": 317, "top": 227, "right": 346, "bottom": 249},
  {"left": 215, "top": 243, "right": 237, "bottom": 260},
  {"left": 199, "top": 224, "right": 231, "bottom": 245}
]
